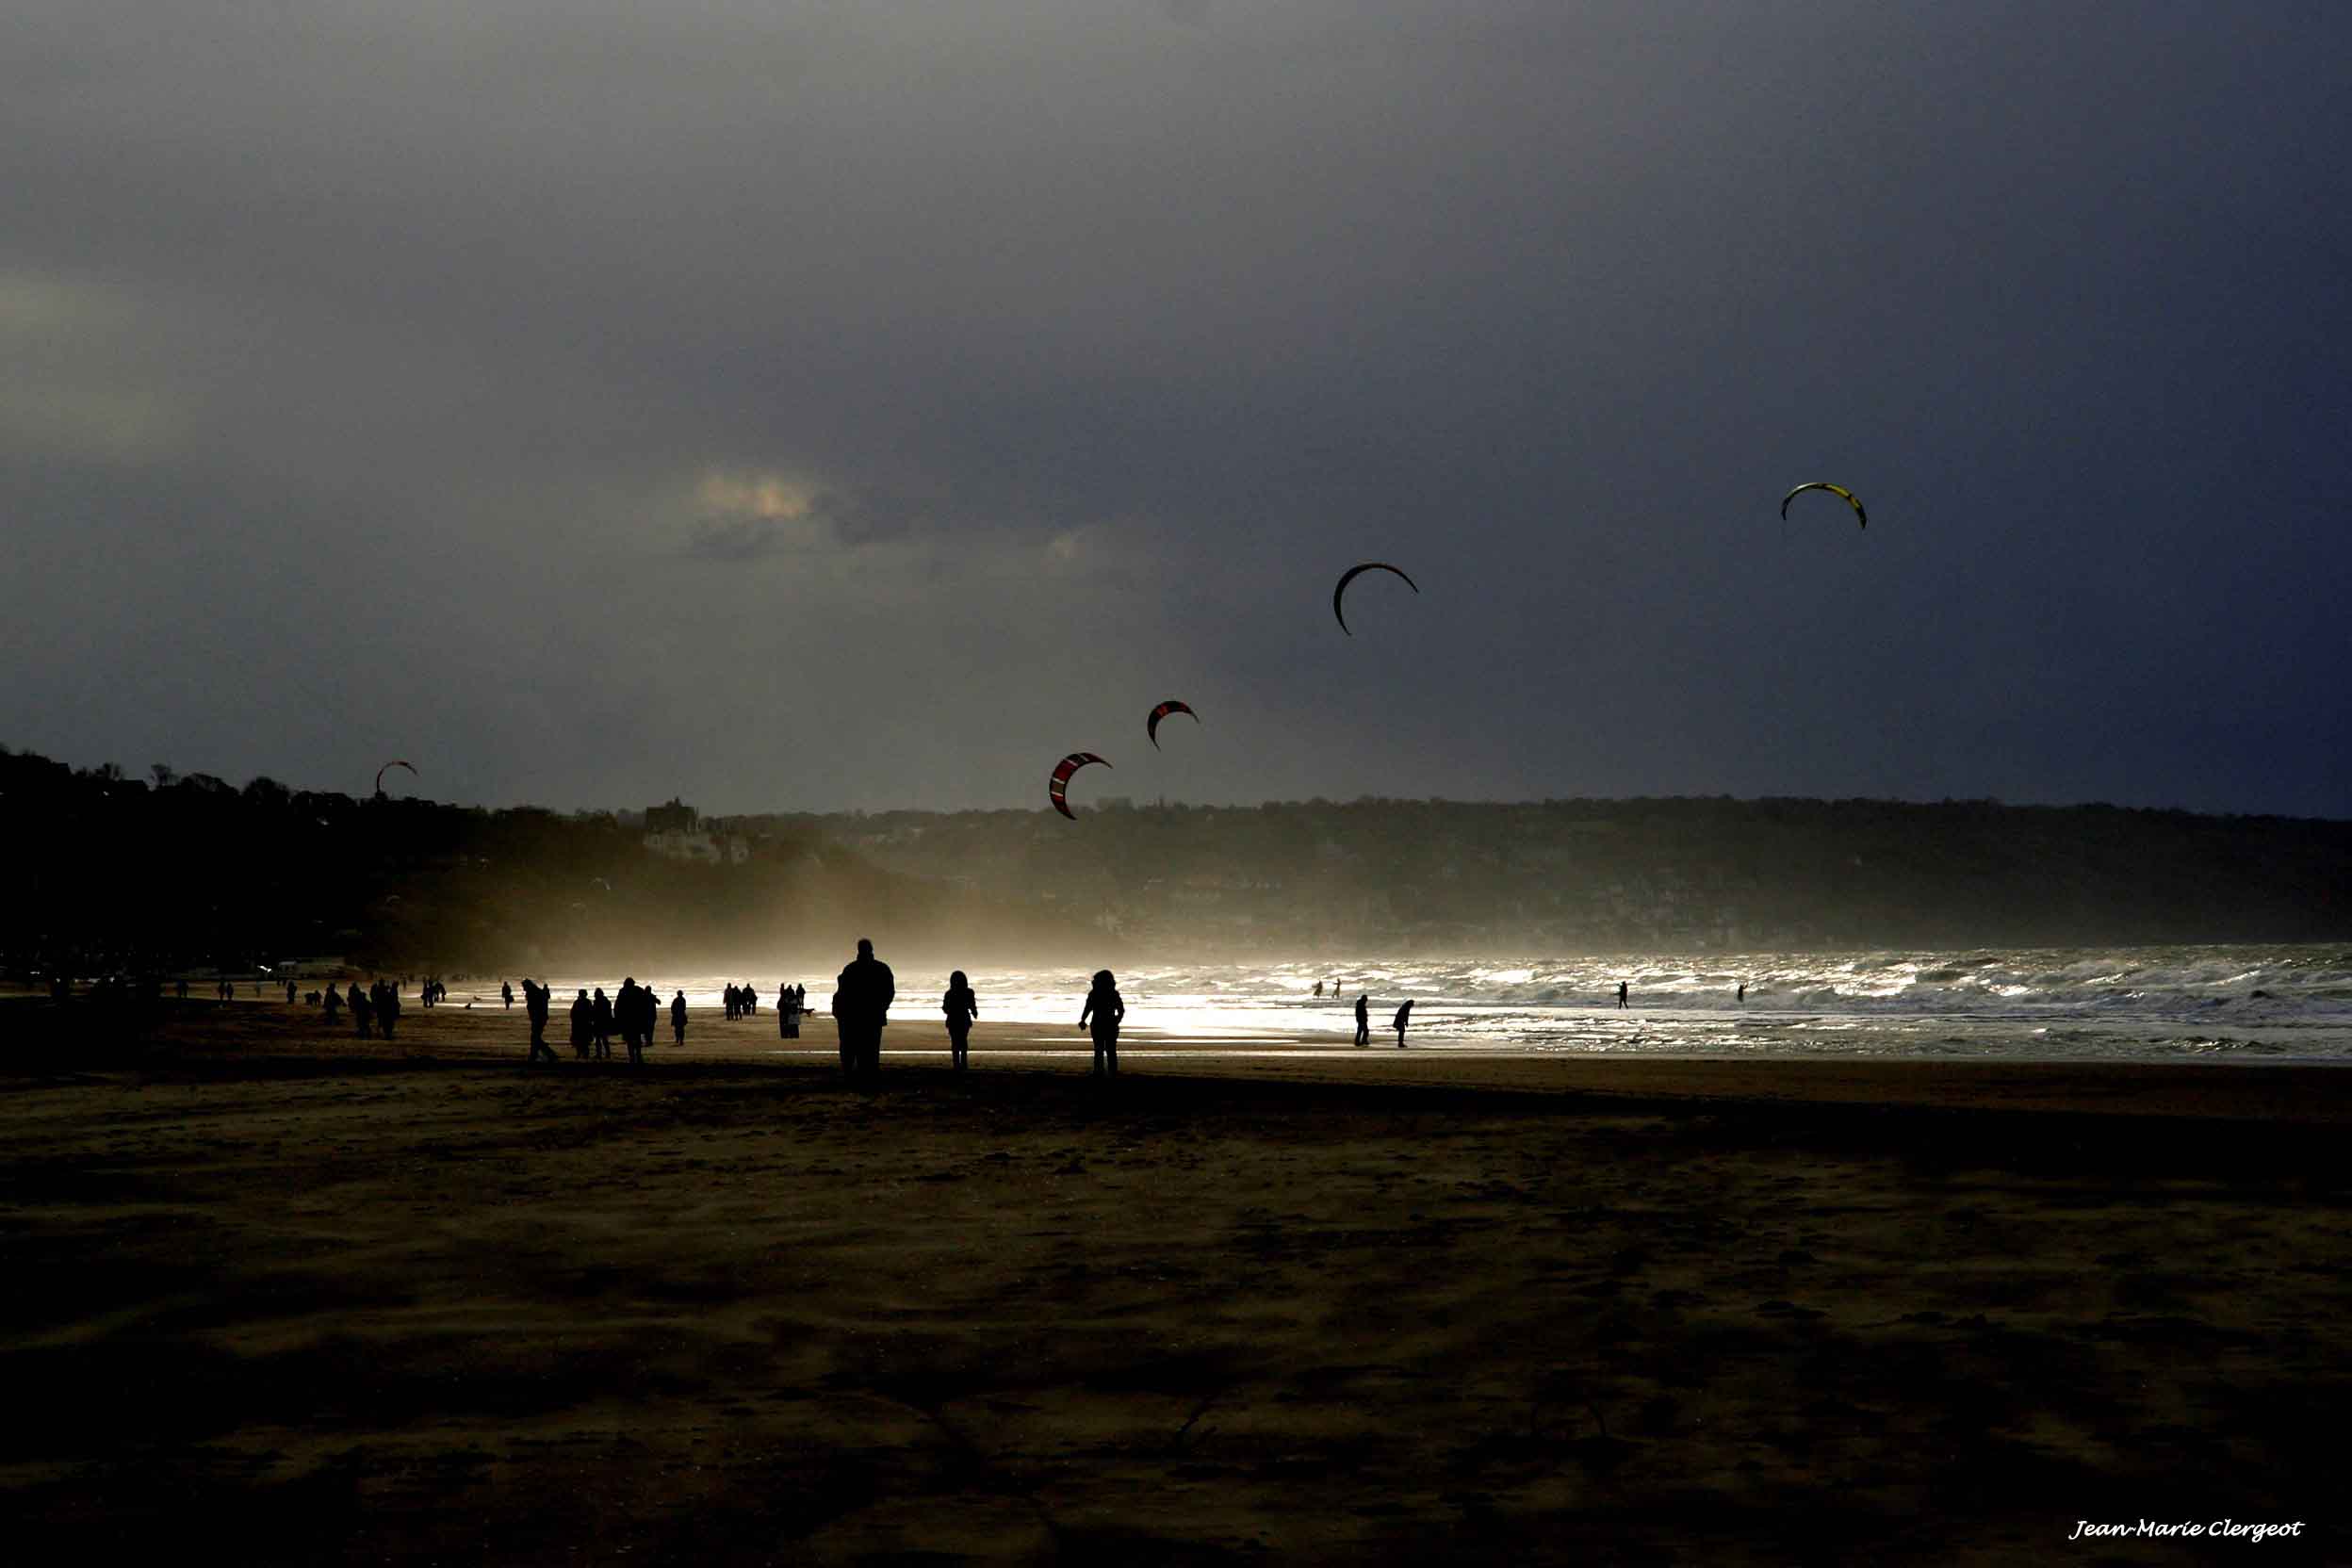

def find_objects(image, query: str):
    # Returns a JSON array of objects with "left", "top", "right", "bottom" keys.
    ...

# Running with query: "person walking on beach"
[
  {"left": 834, "top": 939, "right": 895, "bottom": 1080},
  {"left": 321, "top": 984, "right": 342, "bottom": 1026},
  {"left": 1354, "top": 992, "right": 1370, "bottom": 1048},
  {"left": 671, "top": 989, "right": 687, "bottom": 1046},
  {"left": 1616, "top": 981, "right": 1628, "bottom": 1010},
  {"left": 1313, "top": 980, "right": 1323, "bottom": 1000},
  {"left": 943, "top": 971, "right": 978, "bottom": 1072},
  {"left": 503, "top": 980, "right": 514, "bottom": 1010},
  {"left": 591, "top": 988, "right": 612, "bottom": 1060},
  {"left": 349, "top": 981, "right": 372, "bottom": 1038},
  {"left": 1080, "top": 969, "right": 1125, "bottom": 1077},
  {"left": 1737, "top": 981, "right": 1745, "bottom": 1004},
  {"left": 375, "top": 979, "right": 400, "bottom": 1041},
  {"left": 1393, "top": 998, "right": 1413, "bottom": 1048},
  {"left": 569, "top": 989, "right": 592, "bottom": 1059},
  {"left": 742, "top": 984, "right": 756, "bottom": 1018},
  {"left": 777, "top": 983, "right": 800, "bottom": 1040},
  {"left": 523, "top": 978, "right": 557, "bottom": 1063}
]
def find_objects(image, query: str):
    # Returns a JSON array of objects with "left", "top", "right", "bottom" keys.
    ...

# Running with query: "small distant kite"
[
  {"left": 1147, "top": 700, "right": 1200, "bottom": 749},
  {"left": 1332, "top": 562, "right": 1420, "bottom": 635},
  {"left": 1780, "top": 482, "right": 1867, "bottom": 530},
  {"left": 1049, "top": 752, "right": 1111, "bottom": 820},
  {"left": 374, "top": 760, "right": 417, "bottom": 796}
]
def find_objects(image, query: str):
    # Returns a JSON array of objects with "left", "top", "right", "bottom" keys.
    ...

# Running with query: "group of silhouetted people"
[
  {"left": 722, "top": 982, "right": 762, "bottom": 1020},
  {"left": 507, "top": 976, "right": 694, "bottom": 1067},
  {"left": 318, "top": 977, "right": 402, "bottom": 1040}
]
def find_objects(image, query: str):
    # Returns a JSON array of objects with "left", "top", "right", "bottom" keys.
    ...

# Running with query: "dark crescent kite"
[
  {"left": 1332, "top": 562, "right": 1420, "bottom": 635},
  {"left": 1780, "top": 482, "right": 1867, "bottom": 530},
  {"left": 374, "top": 760, "right": 417, "bottom": 796},
  {"left": 1049, "top": 752, "right": 1111, "bottom": 820},
  {"left": 1147, "top": 700, "right": 1200, "bottom": 749}
]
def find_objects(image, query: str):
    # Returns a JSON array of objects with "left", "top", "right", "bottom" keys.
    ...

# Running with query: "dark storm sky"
[{"left": 6, "top": 2, "right": 2347, "bottom": 816}]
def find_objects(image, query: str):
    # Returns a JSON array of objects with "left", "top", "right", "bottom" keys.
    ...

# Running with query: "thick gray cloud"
[{"left": 5, "top": 2, "right": 2347, "bottom": 815}]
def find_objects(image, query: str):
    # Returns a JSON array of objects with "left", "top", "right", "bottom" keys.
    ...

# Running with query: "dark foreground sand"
[{"left": 4, "top": 997, "right": 2346, "bottom": 1563}]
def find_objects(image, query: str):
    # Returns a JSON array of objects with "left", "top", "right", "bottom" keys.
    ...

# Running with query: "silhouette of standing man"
[
  {"left": 1393, "top": 998, "right": 1413, "bottom": 1048},
  {"left": 524, "top": 978, "right": 558, "bottom": 1065},
  {"left": 834, "top": 938, "right": 895, "bottom": 1080},
  {"left": 1616, "top": 981, "right": 1628, "bottom": 1010},
  {"left": 1354, "top": 993, "right": 1370, "bottom": 1048}
]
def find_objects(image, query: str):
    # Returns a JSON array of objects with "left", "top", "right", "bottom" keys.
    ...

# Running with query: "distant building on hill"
[
  {"left": 645, "top": 797, "right": 697, "bottom": 833},
  {"left": 644, "top": 826, "right": 752, "bottom": 865}
]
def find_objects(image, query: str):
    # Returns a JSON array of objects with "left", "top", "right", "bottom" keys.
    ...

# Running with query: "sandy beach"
[{"left": 5, "top": 995, "right": 2345, "bottom": 1562}]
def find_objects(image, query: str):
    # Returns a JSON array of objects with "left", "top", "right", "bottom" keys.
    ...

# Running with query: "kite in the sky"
[
  {"left": 1332, "top": 562, "right": 1420, "bottom": 635},
  {"left": 1147, "top": 700, "right": 1200, "bottom": 749},
  {"left": 374, "top": 760, "right": 417, "bottom": 797},
  {"left": 1049, "top": 753, "right": 1111, "bottom": 820},
  {"left": 1780, "top": 482, "right": 1867, "bottom": 530}
]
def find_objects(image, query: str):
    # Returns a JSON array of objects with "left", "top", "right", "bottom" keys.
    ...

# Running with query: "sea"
[{"left": 535, "top": 945, "right": 2352, "bottom": 1064}]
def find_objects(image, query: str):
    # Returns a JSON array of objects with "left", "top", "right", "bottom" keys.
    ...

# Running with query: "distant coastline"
[{"left": 5, "top": 742, "right": 2345, "bottom": 976}]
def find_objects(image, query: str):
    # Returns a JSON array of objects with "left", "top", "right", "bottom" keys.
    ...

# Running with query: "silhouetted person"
[
  {"left": 943, "top": 971, "right": 978, "bottom": 1072},
  {"left": 286, "top": 980, "right": 297, "bottom": 1004},
  {"left": 375, "top": 980, "right": 400, "bottom": 1041},
  {"left": 569, "top": 989, "right": 591, "bottom": 1059},
  {"left": 1616, "top": 981, "right": 1628, "bottom": 1010},
  {"left": 351, "top": 982, "right": 374, "bottom": 1039},
  {"left": 1080, "top": 969, "right": 1124, "bottom": 1077},
  {"left": 616, "top": 977, "right": 646, "bottom": 1066},
  {"left": 742, "top": 984, "right": 756, "bottom": 1017},
  {"left": 1393, "top": 999, "right": 1413, "bottom": 1047},
  {"left": 614, "top": 978, "right": 638, "bottom": 1054},
  {"left": 834, "top": 938, "right": 895, "bottom": 1079},
  {"left": 672, "top": 989, "right": 687, "bottom": 1045},
  {"left": 634, "top": 980, "right": 657, "bottom": 1061},
  {"left": 1313, "top": 980, "right": 1323, "bottom": 999},
  {"left": 503, "top": 980, "right": 514, "bottom": 1010},
  {"left": 591, "top": 988, "right": 612, "bottom": 1059},
  {"left": 777, "top": 983, "right": 799, "bottom": 1040},
  {"left": 723, "top": 983, "right": 738, "bottom": 1021},
  {"left": 1354, "top": 993, "right": 1370, "bottom": 1048},
  {"left": 322, "top": 985, "right": 342, "bottom": 1025},
  {"left": 523, "top": 978, "right": 556, "bottom": 1063},
  {"left": 1737, "top": 981, "right": 1745, "bottom": 1004}
]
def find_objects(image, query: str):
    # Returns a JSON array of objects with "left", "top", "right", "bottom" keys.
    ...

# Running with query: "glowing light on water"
[{"left": 537, "top": 945, "right": 2352, "bottom": 1063}]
